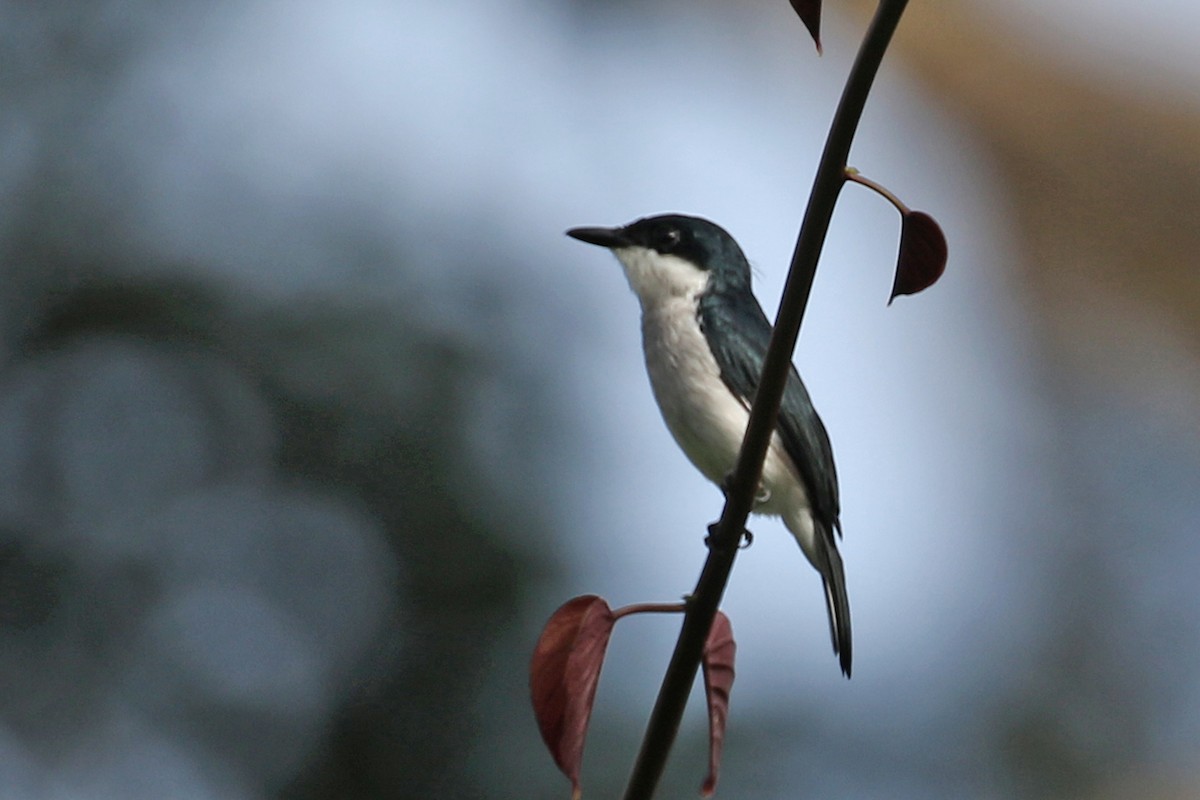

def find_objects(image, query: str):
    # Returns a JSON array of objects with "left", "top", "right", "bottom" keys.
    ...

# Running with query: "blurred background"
[{"left": 0, "top": 0, "right": 1197, "bottom": 797}]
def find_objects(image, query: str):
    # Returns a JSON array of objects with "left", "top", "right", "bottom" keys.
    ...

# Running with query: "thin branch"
[{"left": 619, "top": 3, "right": 911, "bottom": 799}]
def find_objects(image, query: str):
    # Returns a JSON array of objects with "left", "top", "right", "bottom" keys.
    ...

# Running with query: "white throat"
[{"left": 613, "top": 246, "right": 710, "bottom": 311}]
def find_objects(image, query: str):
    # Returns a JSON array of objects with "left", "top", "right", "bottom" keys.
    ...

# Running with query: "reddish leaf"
[
  {"left": 530, "top": 595, "right": 617, "bottom": 799},
  {"left": 890, "top": 210, "right": 948, "bottom": 304},
  {"left": 788, "top": 0, "right": 823, "bottom": 54},
  {"left": 700, "top": 611, "right": 736, "bottom": 797}
]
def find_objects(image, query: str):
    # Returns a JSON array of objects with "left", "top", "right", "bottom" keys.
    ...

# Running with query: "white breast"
[
  {"left": 614, "top": 247, "right": 810, "bottom": 526},
  {"left": 640, "top": 294, "right": 752, "bottom": 485}
]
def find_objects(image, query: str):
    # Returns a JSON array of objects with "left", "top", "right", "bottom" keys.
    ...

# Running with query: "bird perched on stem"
[{"left": 567, "top": 214, "right": 851, "bottom": 677}]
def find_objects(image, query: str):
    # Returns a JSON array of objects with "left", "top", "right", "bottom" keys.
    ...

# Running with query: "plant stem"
[
  {"left": 619, "top": 2, "right": 910, "bottom": 799},
  {"left": 612, "top": 602, "right": 688, "bottom": 620},
  {"left": 845, "top": 167, "right": 912, "bottom": 214}
]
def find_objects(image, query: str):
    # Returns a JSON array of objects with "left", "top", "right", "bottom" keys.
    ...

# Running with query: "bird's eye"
[{"left": 655, "top": 228, "right": 682, "bottom": 253}]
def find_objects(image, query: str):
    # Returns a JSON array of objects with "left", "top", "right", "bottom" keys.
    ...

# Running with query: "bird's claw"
[
  {"left": 705, "top": 523, "right": 754, "bottom": 551},
  {"left": 704, "top": 523, "right": 721, "bottom": 549}
]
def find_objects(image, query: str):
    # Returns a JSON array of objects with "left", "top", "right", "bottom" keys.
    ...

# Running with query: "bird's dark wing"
[
  {"left": 699, "top": 288, "right": 851, "bottom": 676},
  {"left": 697, "top": 290, "right": 841, "bottom": 529}
]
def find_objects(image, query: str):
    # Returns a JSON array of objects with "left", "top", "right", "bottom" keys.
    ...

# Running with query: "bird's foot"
[
  {"left": 720, "top": 473, "right": 770, "bottom": 507},
  {"left": 705, "top": 523, "right": 754, "bottom": 551},
  {"left": 704, "top": 523, "right": 721, "bottom": 550}
]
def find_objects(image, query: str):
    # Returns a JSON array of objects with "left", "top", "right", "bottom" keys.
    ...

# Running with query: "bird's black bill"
[{"left": 566, "top": 225, "right": 630, "bottom": 249}]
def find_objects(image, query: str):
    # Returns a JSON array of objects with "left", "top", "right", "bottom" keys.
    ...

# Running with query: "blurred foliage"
[{"left": 2, "top": 251, "right": 557, "bottom": 798}]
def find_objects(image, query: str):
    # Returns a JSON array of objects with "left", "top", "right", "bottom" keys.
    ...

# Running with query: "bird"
[{"left": 566, "top": 213, "right": 851, "bottom": 677}]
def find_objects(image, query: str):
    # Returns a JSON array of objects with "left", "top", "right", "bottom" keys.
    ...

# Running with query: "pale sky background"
[{"left": 110, "top": 0, "right": 1045, "bottom": 709}]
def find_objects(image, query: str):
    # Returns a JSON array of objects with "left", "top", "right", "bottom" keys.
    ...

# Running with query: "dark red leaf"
[
  {"left": 890, "top": 210, "right": 948, "bottom": 304},
  {"left": 530, "top": 595, "right": 617, "bottom": 799},
  {"left": 788, "top": 0, "right": 823, "bottom": 54},
  {"left": 700, "top": 611, "right": 736, "bottom": 797}
]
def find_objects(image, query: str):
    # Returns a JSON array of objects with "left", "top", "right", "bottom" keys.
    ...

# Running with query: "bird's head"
[{"left": 567, "top": 214, "right": 752, "bottom": 307}]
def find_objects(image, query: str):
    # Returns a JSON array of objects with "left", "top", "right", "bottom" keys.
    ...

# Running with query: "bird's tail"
[
  {"left": 818, "top": 536, "right": 853, "bottom": 678},
  {"left": 783, "top": 513, "right": 853, "bottom": 677}
]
